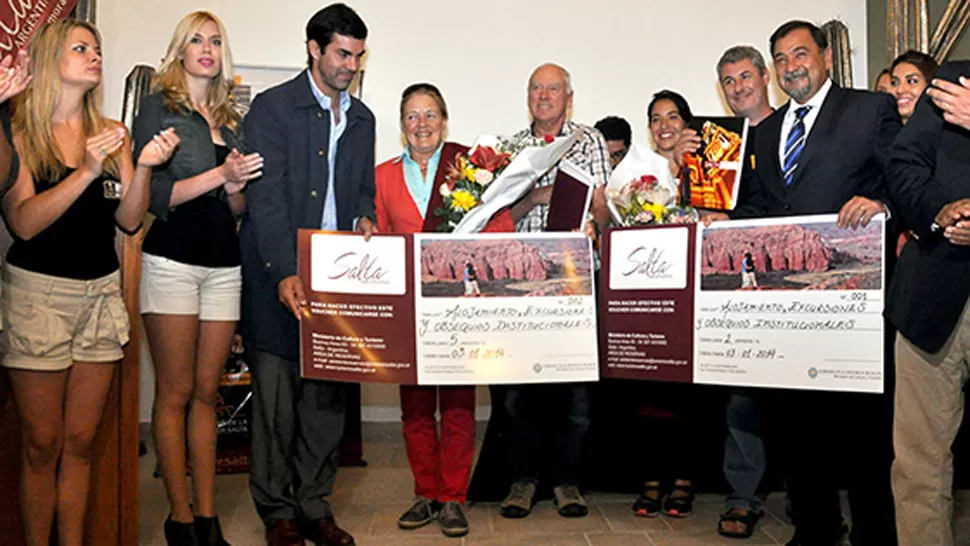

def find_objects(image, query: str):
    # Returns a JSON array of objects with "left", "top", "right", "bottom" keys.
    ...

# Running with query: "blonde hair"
[
  {"left": 153, "top": 11, "right": 239, "bottom": 132},
  {"left": 14, "top": 19, "right": 120, "bottom": 180}
]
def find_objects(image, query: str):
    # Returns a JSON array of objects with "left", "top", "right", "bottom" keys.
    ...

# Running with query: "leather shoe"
[
  {"left": 785, "top": 523, "right": 849, "bottom": 546},
  {"left": 304, "top": 516, "right": 355, "bottom": 546},
  {"left": 265, "top": 519, "right": 303, "bottom": 546}
]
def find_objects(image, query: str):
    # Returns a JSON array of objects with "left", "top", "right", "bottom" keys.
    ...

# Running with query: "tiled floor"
[{"left": 140, "top": 423, "right": 970, "bottom": 545}]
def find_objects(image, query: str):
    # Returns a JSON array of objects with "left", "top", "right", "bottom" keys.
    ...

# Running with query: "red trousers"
[{"left": 400, "top": 385, "right": 476, "bottom": 502}]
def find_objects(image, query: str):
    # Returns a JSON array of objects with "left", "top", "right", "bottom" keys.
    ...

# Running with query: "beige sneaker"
[
  {"left": 499, "top": 481, "right": 536, "bottom": 518},
  {"left": 554, "top": 484, "right": 589, "bottom": 518}
]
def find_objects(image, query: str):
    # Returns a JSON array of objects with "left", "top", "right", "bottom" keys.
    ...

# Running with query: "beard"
[
  {"left": 782, "top": 68, "right": 813, "bottom": 102},
  {"left": 321, "top": 66, "right": 355, "bottom": 92}
]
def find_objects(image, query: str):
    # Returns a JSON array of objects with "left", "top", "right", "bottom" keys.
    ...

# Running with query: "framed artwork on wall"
[{"left": 232, "top": 64, "right": 303, "bottom": 117}]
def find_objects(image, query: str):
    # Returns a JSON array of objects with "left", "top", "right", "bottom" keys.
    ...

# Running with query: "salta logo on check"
[{"left": 310, "top": 234, "right": 406, "bottom": 295}]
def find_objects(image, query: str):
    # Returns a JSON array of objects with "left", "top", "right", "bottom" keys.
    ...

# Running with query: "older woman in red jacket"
[{"left": 375, "top": 83, "right": 512, "bottom": 539}]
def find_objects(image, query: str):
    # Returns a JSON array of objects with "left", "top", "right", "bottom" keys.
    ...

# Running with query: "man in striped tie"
[{"left": 716, "top": 20, "right": 902, "bottom": 546}]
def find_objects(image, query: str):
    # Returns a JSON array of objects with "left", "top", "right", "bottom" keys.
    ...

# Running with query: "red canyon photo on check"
[
  {"left": 297, "top": 230, "right": 599, "bottom": 385},
  {"left": 598, "top": 214, "right": 886, "bottom": 393}
]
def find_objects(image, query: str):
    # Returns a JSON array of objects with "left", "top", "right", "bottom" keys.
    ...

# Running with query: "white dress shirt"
[{"left": 778, "top": 78, "right": 833, "bottom": 166}]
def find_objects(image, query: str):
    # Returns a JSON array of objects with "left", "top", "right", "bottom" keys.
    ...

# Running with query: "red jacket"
[{"left": 375, "top": 141, "right": 514, "bottom": 234}]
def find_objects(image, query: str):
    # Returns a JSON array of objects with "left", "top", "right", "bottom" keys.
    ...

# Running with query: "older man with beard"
[{"left": 714, "top": 21, "right": 901, "bottom": 546}]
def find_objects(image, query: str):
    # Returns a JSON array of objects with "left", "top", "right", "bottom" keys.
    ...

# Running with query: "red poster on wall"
[{"left": 0, "top": 1, "right": 78, "bottom": 55}]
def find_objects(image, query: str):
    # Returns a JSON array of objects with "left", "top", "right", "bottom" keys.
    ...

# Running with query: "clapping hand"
[
  {"left": 221, "top": 149, "right": 263, "bottom": 195},
  {"left": 137, "top": 128, "right": 180, "bottom": 168},
  {"left": 83, "top": 127, "right": 126, "bottom": 178},
  {"left": 0, "top": 50, "right": 30, "bottom": 105}
]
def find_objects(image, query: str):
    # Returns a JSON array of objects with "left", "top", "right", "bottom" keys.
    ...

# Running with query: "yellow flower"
[
  {"left": 463, "top": 165, "right": 478, "bottom": 182},
  {"left": 646, "top": 201, "right": 667, "bottom": 222},
  {"left": 450, "top": 190, "right": 477, "bottom": 211}
]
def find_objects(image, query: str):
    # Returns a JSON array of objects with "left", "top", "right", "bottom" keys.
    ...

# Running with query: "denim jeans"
[{"left": 724, "top": 389, "right": 766, "bottom": 513}]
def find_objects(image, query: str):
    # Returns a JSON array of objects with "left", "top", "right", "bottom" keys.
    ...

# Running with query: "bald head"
[
  {"left": 528, "top": 63, "right": 573, "bottom": 133},
  {"left": 529, "top": 63, "right": 572, "bottom": 94}
]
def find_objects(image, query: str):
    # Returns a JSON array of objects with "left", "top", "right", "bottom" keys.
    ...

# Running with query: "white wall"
[
  {"left": 105, "top": 0, "right": 867, "bottom": 422},
  {"left": 100, "top": 0, "right": 867, "bottom": 163}
]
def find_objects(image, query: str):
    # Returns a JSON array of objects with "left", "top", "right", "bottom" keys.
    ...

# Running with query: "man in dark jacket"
[
  {"left": 719, "top": 20, "right": 901, "bottom": 546},
  {"left": 886, "top": 60, "right": 970, "bottom": 546},
  {"left": 239, "top": 4, "right": 375, "bottom": 546}
]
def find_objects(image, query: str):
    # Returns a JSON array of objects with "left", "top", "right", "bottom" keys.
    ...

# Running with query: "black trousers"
[
  {"left": 503, "top": 383, "right": 592, "bottom": 486},
  {"left": 248, "top": 350, "right": 347, "bottom": 523},
  {"left": 769, "top": 386, "right": 897, "bottom": 546}
]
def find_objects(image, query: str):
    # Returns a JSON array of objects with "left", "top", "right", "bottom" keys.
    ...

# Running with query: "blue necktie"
[{"left": 782, "top": 106, "right": 811, "bottom": 186}]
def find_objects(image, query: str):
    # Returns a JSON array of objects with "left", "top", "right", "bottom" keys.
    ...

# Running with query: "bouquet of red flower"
[{"left": 434, "top": 132, "right": 578, "bottom": 233}]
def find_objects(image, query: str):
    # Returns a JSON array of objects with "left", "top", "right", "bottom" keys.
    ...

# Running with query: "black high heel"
[
  {"left": 164, "top": 515, "right": 199, "bottom": 546},
  {"left": 194, "top": 515, "right": 231, "bottom": 546}
]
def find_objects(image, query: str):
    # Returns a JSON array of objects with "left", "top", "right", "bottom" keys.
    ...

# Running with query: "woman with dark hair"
[
  {"left": 890, "top": 51, "right": 940, "bottom": 256},
  {"left": 647, "top": 89, "right": 701, "bottom": 178},
  {"left": 890, "top": 50, "right": 940, "bottom": 124},
  {"left": 375, "top": 82, "right": 513, "bottom": 538},
  {"left": 630, "top": 90, "right": 700, "bottom": 520}
]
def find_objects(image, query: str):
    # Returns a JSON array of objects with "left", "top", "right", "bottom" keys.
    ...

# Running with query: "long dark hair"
[
  {"left": 647, "top": 90, "right": 692, "bottom": 123},
  {"left": 891, "top": 50, "right": 940, "bottom": 82}
]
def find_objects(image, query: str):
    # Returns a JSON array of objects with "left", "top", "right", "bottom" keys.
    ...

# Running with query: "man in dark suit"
[
  {"left": 714, "top": 20, "right": 901, "bottom": 546},
  {"left": 239, "top": 4, "right": 375, "bottom": 546},
  {"left": 886, "top": 60, "right": 970, "bottom": 546}
]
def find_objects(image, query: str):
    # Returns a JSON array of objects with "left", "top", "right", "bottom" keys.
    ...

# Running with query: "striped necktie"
[{"left": 782, "top": 106, "right": 811, "bottom": 186}]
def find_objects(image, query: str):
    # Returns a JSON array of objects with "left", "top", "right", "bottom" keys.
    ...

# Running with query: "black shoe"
[
  {"left": 397, "top": 497, "right": 440, "bottom": 530},
  {"left": 195, "top": 515, "right": 231, "bottom": 546},
  {"left": 662, "top": 482, "right": 695, "bottom": 518},
  {"left": 633, "top": 484, "right": 662, "bottom": 518},
  {"left": 437, "top": 501, "right": 469, "bottom": 538},
  {"left": 164, "top": 516, "right": 199, "bottom": 546},
  {"left": 785, "top": 523, "right": 849, "bottom": 546}
]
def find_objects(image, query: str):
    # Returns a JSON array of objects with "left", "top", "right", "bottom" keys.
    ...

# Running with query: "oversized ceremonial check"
[
  {"left": 298, "top": 230, "right": 599, "bottom": 385},
  {"left": 599, "top": 214, "right": 886, "bottom": 393}
]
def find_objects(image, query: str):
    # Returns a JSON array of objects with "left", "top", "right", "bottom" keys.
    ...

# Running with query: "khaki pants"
[{"left": 892, "top": 301, "right": 970, "bottom": 546}]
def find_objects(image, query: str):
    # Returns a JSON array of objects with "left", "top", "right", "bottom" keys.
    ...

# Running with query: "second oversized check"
[
  {"left": 693, "top": 214, "right": 885, "bottom": 392},
  {"left": 599, "top": 214, "right": 886, "bottom": 393}
]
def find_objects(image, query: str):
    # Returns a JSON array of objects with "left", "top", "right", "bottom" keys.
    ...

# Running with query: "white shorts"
[{"left": 140, "top": 253, "right": 241, "bottom": 322}]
